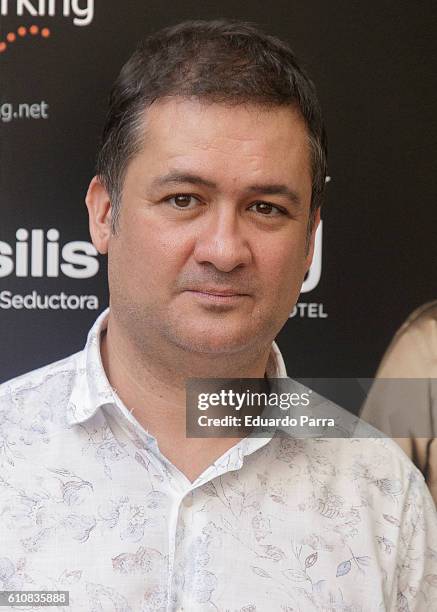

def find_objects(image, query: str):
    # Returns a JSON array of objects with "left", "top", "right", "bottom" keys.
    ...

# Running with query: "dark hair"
[{"left": 96, "top": 19, "right": 327, "bottom": 232}]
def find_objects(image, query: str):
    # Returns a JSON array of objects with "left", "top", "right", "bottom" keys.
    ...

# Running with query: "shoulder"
[
  {"left": 391, "top": 300, "right": 437, "bottom": 345},
  {"left": 277, "top": 430, "right": 423, "bottom": 476},
  {"left": 322, "top": 434, "right": 425, "bottom": 485},
  {"left": 335, "top": 436, "right": 436, "bottom": 534},
  {"left": 401, "top": 299, "right": 437, "bottom": 328},
  {"left": 0, "top": 352, "right": 80, "bottom": 399},
  {"left": 377, "top": 300, "right": 437, "bottom": 377},
  {"left": 0, "top": 352, "right": 81, "bottom": 436},
  {"left": 271, "top": 430, "right": 433, "bottom": 515}
]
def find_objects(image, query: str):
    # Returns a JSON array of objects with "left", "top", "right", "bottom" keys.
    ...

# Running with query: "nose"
[{"left": 193, "top": 205, "right": 252, "bottom": 272}]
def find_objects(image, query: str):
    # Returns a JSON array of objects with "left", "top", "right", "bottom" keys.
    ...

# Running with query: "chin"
[{"left": 169, "top": 327, "right": 254, "bottom": 355}]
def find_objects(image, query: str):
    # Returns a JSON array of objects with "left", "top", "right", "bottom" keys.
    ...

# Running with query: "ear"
[
  {"left": 304, "top": 207, "right": 321, "bottom": 272},
  {"left": 85, "top": 176, "right": 112, "bottom": 255}
]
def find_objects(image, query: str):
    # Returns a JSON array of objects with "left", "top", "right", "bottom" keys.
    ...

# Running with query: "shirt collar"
[
  {"left": 66, "top": 307, "right": 115, "bottom": 425},
  {"left": 67, "top": 307, "right": 288, "bottom": 426}
]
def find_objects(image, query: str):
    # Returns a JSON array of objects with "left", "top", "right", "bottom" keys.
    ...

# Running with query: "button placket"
[{"left": 166, "top": 488, "right": 195, "bottom": 612}]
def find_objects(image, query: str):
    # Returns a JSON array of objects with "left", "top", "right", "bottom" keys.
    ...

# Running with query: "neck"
[{"left": 100, "top": 311, "right": 272, "bottom": 456}]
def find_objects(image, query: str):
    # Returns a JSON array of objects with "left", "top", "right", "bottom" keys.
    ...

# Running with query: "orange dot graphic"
[{"left": 0, "top": 23, "right": 51, "bottom": 55}]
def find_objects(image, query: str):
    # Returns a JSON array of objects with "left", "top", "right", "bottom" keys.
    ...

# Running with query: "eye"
[
  {"left": 167, "top": 194, "right": 201, "bottom": 209},
  {"left": 249, "top": 201, "right": 285, "bottom": 216}
]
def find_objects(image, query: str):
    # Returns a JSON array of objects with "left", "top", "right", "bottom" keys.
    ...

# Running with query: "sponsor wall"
[{"left": 1, "top": 0, "right": 436, "bottom": 382}]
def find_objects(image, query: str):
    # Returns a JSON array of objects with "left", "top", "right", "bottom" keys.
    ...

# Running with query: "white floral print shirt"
[{"left": 0, "top": 308, "right": 436, "bottom": 612}]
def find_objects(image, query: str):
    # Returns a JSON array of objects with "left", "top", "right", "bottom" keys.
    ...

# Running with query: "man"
[{"left": 0, "top": 20, "right": 436, "bottom": 612}]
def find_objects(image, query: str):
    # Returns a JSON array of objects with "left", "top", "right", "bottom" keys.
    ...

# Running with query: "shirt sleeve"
[{"left": 396, "top": 468, "right": 437, "bottom": 611}]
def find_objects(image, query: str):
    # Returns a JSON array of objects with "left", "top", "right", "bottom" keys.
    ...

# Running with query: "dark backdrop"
[{"left": 1, "top": 0, "right": 436, "bottom": 382}]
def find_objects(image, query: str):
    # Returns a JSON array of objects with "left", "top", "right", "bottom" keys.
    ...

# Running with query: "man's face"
[{"left": 98, "top": 98, "right": 319, "bottom": 355}]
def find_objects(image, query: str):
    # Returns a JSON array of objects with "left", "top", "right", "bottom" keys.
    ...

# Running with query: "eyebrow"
[
  {"left": 151, "top": 172, "right": 216, "bottom": 190},
  {"left": 151, "top": 171, "right": 302, "bottom": 208}
]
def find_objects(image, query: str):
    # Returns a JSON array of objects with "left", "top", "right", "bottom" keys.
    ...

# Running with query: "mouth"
[{"left": 185, "top": 288, "right": 249, "bottom": 303}]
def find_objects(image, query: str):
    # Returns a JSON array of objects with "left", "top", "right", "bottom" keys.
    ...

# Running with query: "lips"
[{"left": 187, "top": 287, "right": 246, "bottom": 297}]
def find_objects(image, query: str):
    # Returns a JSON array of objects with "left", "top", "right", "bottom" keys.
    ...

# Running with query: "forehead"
[
  {"left": 141, "top": 97, "right": 310, "bottom": 155},
  {"left": 129, "top": 97, "right": 312, "bottom": 195}
]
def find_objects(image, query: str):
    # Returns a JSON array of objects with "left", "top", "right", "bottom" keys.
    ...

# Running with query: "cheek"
[
  {"left": 257, "top": 236, "right": 308, "bottom": 294},
  {"left": 109, "top": 219, "right": 193, "bottom": 294}
]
